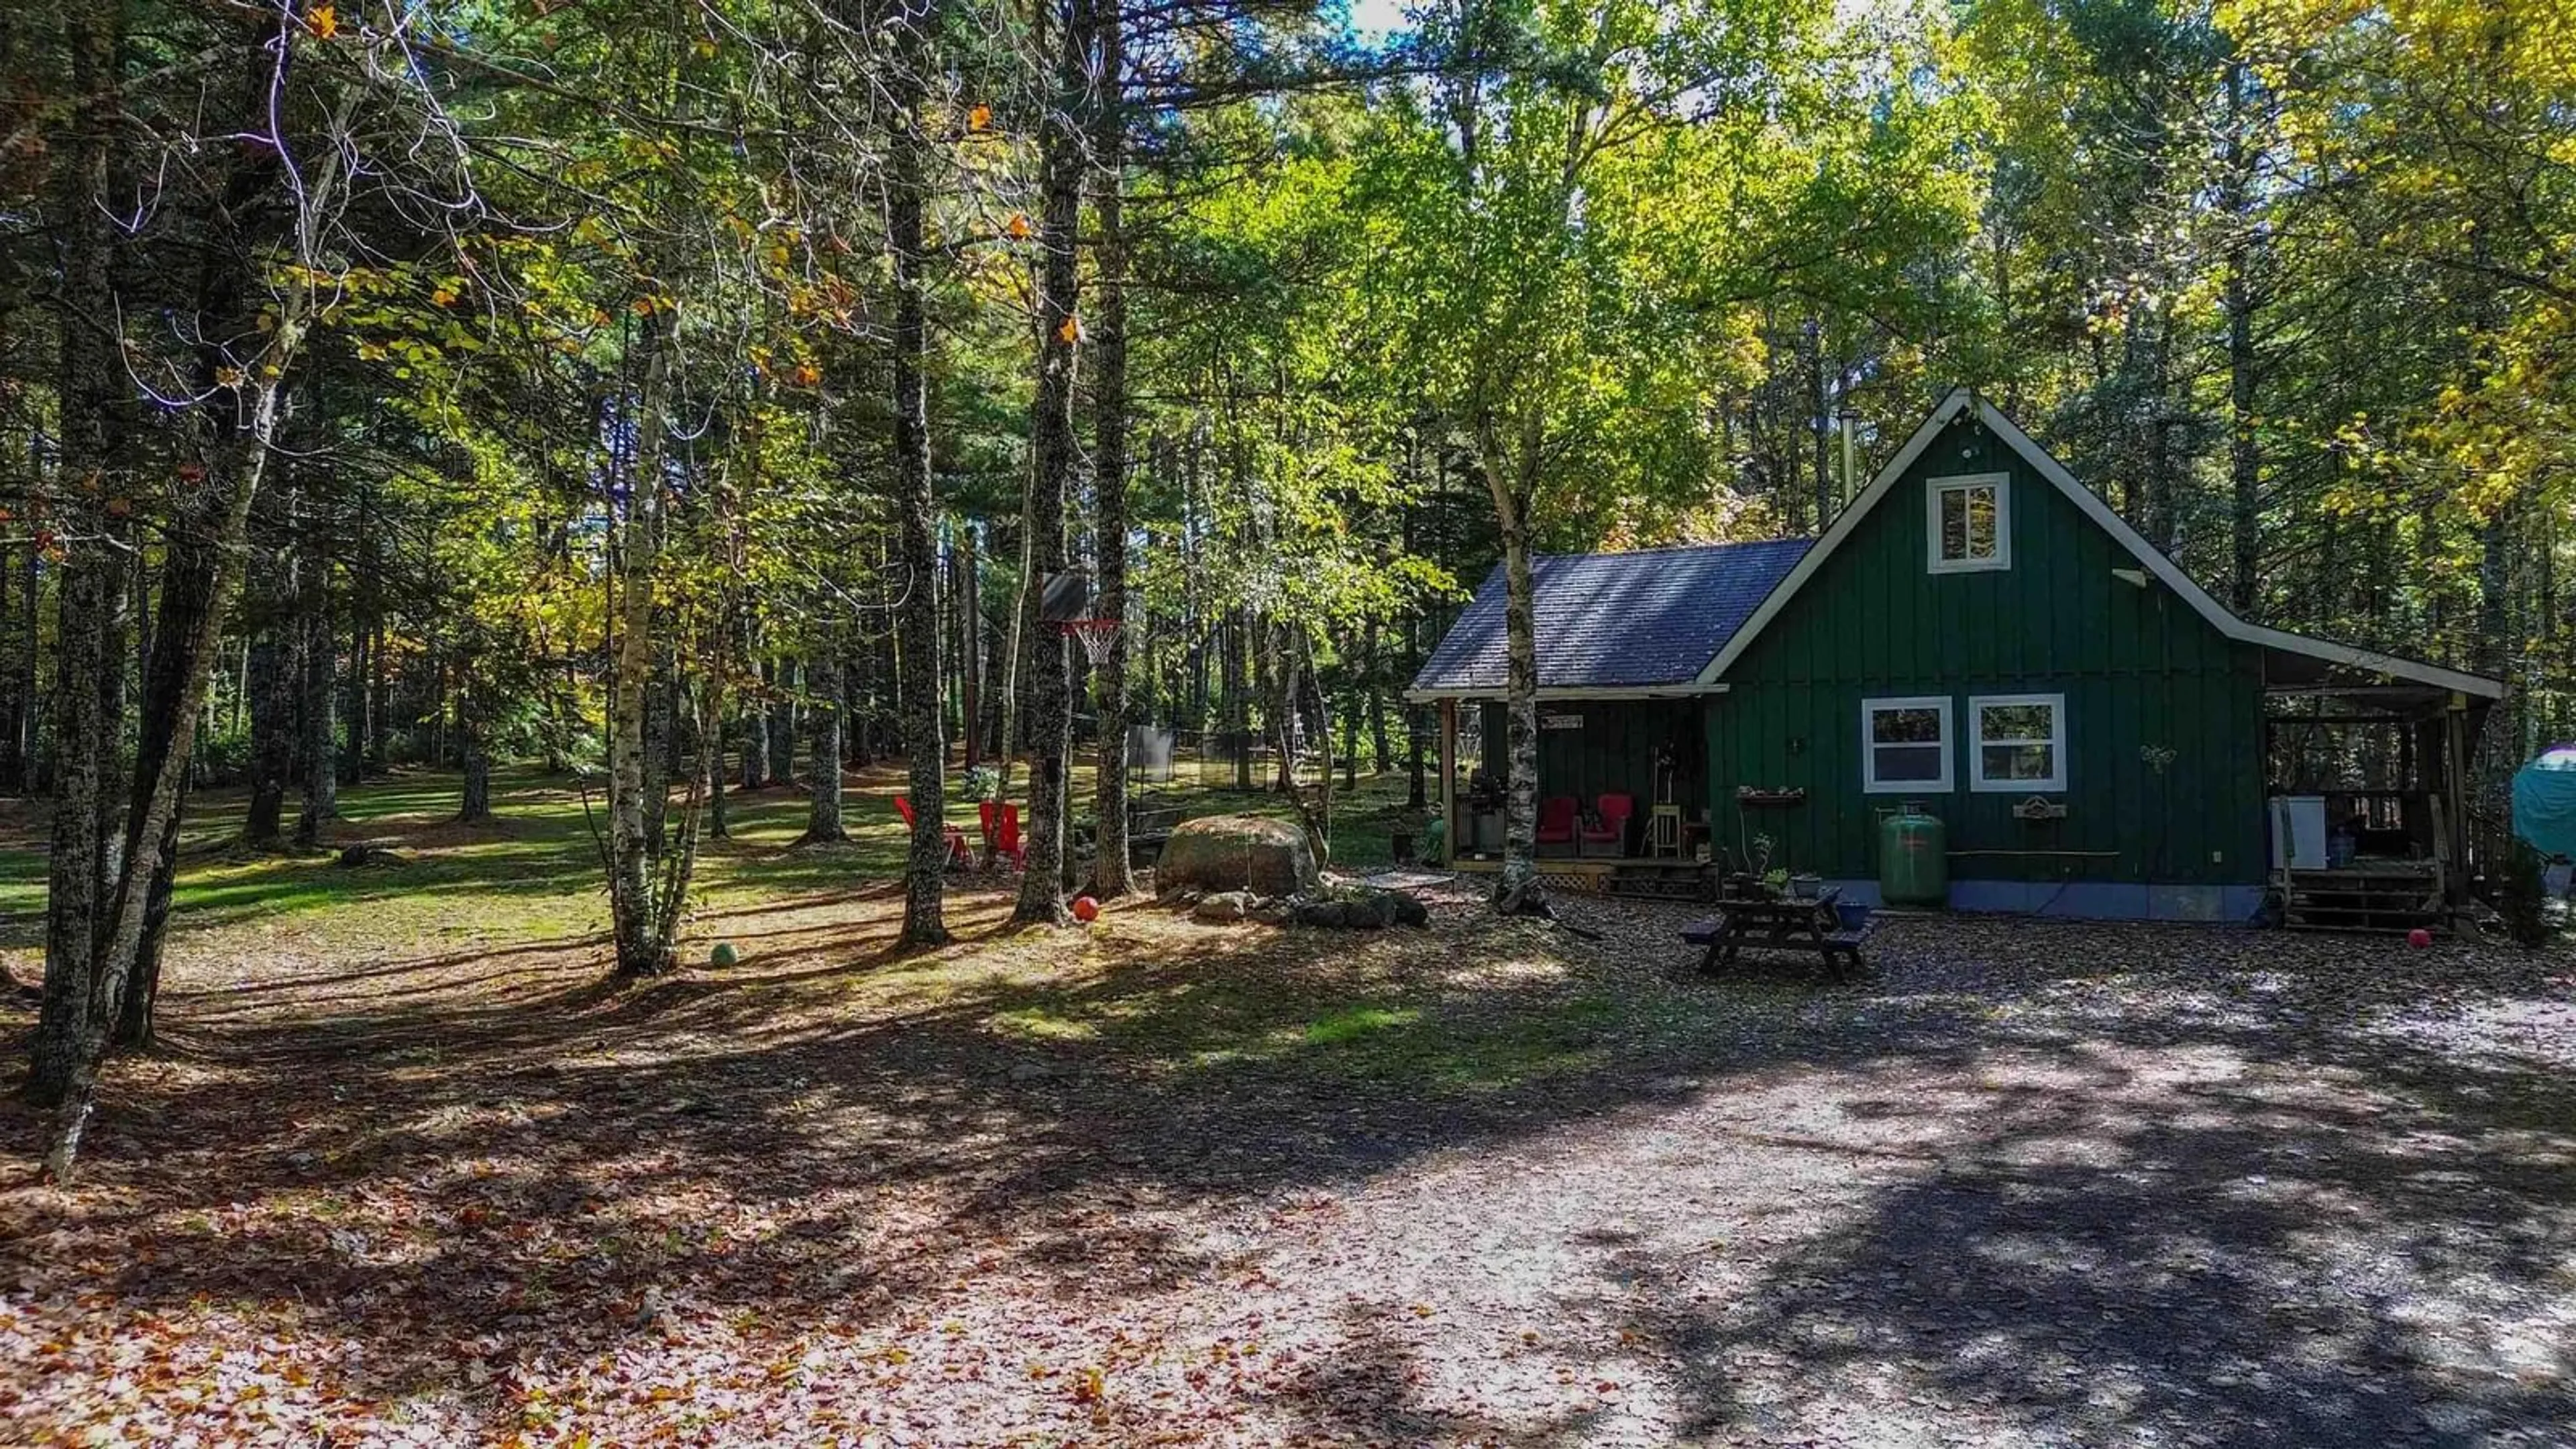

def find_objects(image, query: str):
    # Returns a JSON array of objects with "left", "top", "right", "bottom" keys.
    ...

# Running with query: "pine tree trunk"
[
  {"left": 28, "top": 0, "right": 127, "bottom": 1107},
  {"left": 337, "top": 482, "right": 365, "bottom": 788},
  {"left": 996, "top": 538, "right": 1026, "bottom": 796},
  {"left": 741, "top": 704, "right": 769, "bottom": 790},
  {"left": 1228, "top": 610, "right": 1252, "bottom": 791},
  {"left": 117, "top": 529, "right": 219, "bottom": 1050},
  {"left": 7, "top": 538, "right": 34, "bottom": 795},
  {"left": 244, "top": 618, "right": 293, "bottom": 845},
  {"left": 365, "top": 594, "right": 387, "bottom": 775},
  {"left": 2222, "top": 58, "right": 2262, "bottom": 617},
  {"left": 1366, "top": 622, "right": 1391, "bottom": 777},
  {"left": 892, "top": 26, "right": 951, "bottom": 943},
  {"left": 458, "top": 674, "right": 492, "bottom": 823},
  {"left": 767, "top": 657, "right": 797, "bottom": 788},
  {"left": 801, "top": 651, "right": 847, "bottom": 843},
  {"left": 1012, "top": 0, "right": 1087, "bottom": 925},
  {"left": 959, "top": 521, "right": 982, "bottom": 767},
  {"left": 293, "top": 545, "right": 336, "bottom": 849},
  {"left": 1088, "top": 0, "right": 1135, "bottom": 897},
  {"left": 0, "top": 537, "right": 22, "bottom": 796}
]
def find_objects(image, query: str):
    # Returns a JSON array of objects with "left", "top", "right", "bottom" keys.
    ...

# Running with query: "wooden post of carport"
[
  {"left": 1438, "top": 698, "right": 1458, "bottom": 866},
  {"left": 2444, "top": 692, "right": 2472, "bottom": 908}
]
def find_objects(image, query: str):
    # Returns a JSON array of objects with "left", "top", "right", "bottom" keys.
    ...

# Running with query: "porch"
[
  {"left": 1448, "top": 853, "right": 1717, "bottom": 901},
  {"left": 1431, "top": 694, "right": 1716, "bottom": 883},
  {"left": 2263, "top": 659, "right": 2492, "bottom": 931}
]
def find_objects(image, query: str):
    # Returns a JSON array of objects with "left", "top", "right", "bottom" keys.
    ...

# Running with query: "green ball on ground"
[{"left": 709, "top": 941, "right": 740, "bottom": 967}]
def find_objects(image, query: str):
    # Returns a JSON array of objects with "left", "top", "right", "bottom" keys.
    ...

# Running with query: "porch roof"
[{"left": 1407, "top": 539, "right": 1811, "bottom": 700}]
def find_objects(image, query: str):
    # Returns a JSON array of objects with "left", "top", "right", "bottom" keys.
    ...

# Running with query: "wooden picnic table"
[{"left": 1682, "top": 886, "right": 1865, "bottom": 979}]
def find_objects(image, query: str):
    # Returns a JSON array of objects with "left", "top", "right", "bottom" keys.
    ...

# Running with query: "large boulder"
[{"left": 1157, "top": 814, "right": 1319, "bottom": 900}]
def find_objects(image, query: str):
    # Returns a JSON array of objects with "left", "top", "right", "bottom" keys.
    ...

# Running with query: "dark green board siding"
[
  {"left": 1479, "top": 700, "right": 1706, "bottom": 822},
  {"left": 1706, "top": 417, "right": 2266, "bottom": 887}
]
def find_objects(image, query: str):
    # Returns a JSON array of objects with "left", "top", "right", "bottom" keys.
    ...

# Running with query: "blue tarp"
[{"left": 2511, "top": 746, "right": 2576, "bottom": 861}]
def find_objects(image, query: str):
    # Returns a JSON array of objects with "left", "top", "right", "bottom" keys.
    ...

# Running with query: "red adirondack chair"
[
  {"left": 989, "top": 802, "right": 1030, "bottom": 871},
  {"left": 1580, "top": 793, "right": 1635, "bottom": 857},
  {"left": 1535, "top": 795, "right": 1580, "bottom": 853},
  {"left": 896, "top": 795, "right": 971, "bottom": 869}
]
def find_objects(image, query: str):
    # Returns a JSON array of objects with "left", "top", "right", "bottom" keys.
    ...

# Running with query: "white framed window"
[
  {"left": 1927, "top": 472, "right": 2010, "bottom": 573},
  {"left": 1862, "top": 696, "right": 1953, "bottom": 793},
  {"left": 1969, "top": 693, "right": 2067, "bottom": 792}
]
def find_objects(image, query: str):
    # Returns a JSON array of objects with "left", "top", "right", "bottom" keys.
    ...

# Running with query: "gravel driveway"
[{"left": 1146, "top": 902, "right": 2576, "bottom": 1448}]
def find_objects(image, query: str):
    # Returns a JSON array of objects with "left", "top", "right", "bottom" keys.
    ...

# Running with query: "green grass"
[
  {"left": 0, "top": 761, "right": 1431, "bottom": 959},
  {"left": 1304, "top": 1004, "right": 1423, "bottom": 1044},
  {"left": 0, "top": 758, "right": 1632, "bottom": 1102}
]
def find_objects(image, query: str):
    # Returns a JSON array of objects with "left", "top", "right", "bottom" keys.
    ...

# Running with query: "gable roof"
[
  {"left": 1695, "top": 388, "right": 2508, "bottom": 701},
  {"left": 1407, "top": 539, "right": 1811, "bottom": 700}
]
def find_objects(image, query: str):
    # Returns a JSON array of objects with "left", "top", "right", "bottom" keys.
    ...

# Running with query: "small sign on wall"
[{"left": 1540, "top": 711, "right": 1583, "bottom": 731}]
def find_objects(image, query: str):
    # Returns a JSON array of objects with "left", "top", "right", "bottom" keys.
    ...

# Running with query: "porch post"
[
  {"left": 2444, "top": 696, "right": 2471, "bottom": 907},
  {"left": 1438, "top": 698, "right": 1458, "bottom": 866}
]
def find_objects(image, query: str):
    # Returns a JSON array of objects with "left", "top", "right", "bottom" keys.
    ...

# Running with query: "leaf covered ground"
[{"left": 3, "top": 771, "right": 2574, "bottom": 1446}]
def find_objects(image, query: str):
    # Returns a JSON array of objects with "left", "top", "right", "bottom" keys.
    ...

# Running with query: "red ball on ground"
[
  {"left": 1072, "top": 895, "right": 1099, "bottom": 923},
  {"left": 2406, "top": 927, "right": 2432, "bottom": 949}
]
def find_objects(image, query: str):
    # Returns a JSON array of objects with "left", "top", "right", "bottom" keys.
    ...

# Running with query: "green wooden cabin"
[{"left": 1411, "top": 390, "right": 2506, "bottom": 921}]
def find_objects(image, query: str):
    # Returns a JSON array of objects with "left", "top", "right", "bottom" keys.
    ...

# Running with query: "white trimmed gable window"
[
  {"left": 1927, "top": 472, "right": 2010, "bottom": 573},
  {"left": 1862, "top": 696, "right": 1952, "bottom": 792},
  {"left": 1970, "top": 694, "right": 2067, "bottom": 792}
]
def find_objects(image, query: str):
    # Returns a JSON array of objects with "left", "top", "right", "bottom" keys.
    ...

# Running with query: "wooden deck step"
[{"left": 2280, "top": 864, "right": 2442, "bottom": 933}]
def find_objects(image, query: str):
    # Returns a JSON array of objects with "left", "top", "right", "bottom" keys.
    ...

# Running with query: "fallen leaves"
[{"left": 3, "top": 849, "right": 2569, "bottom": 1446}]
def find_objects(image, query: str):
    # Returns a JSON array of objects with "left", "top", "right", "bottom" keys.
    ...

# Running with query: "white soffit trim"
[
  {"left": 1403, "top": 683, "right": 1733, "bottom": 704},
  {"left": 1695, "top": 388, "right": 2506, "bottom": 702}
]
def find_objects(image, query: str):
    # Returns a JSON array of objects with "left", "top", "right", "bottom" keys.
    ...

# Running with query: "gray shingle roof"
[{"left": 1411, "top": 539, "right": 1813, "bottom": 694}]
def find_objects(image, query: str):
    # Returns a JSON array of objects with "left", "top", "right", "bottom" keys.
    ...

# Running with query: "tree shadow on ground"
[{"left": 3, "top": 897, "right": 2571, "bottom": 1444}]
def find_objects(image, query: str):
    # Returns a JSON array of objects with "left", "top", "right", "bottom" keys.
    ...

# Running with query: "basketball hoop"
[{"left": 1053, "top": 617, "right": 1120, "bottom": 668}]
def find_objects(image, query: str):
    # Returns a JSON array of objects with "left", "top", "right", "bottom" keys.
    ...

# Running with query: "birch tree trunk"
[
  {"left": 1477, "top": 419, "right": 1542, "bottom": 911},
  {"left": 606, "top": 310, "right": 679, "bottom": 979},
  {"left": 40, "top": 65, "right": 355, "bottom": 1173}
]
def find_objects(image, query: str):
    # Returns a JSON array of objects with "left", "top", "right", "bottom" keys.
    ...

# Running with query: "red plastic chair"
[
  {"left": 989, "top": 802, "right": 1029, "bottom": 871},
  {"left": 1535, "top": 795, "right": 1580, "bottom": 852},
  {"left": 1580, "top": 793, "right": 1635, "bottom": 857},
  {"left": 895, "top": 795, "right": 970, "bottom": 869}
]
